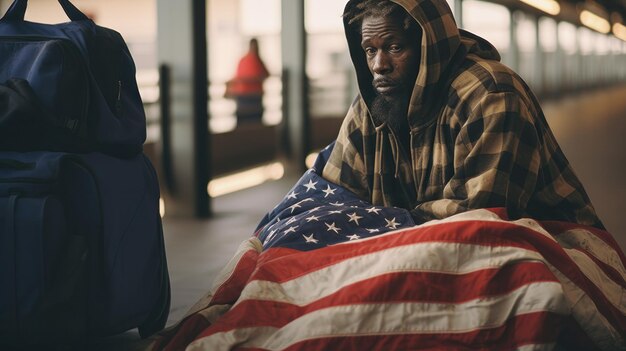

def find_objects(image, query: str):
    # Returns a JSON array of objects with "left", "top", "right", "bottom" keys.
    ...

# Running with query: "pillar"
[
  {"left": 533, "top": 16, "right": 543, "bottom": 95},
  {"left": 554, "top": 21, "right": 562, "bottom": 91},
  {"left": 454, "top": 0, "right": 463, "bottom": 28},
  {"left": 508, "top": 9, "right": 520, "bottom": 73},
  {"left": 281, "top": 0, "right": 309, "bottom": 172},
  {"left": 157, "top": 0, "right": 211, "bottom": 217}
]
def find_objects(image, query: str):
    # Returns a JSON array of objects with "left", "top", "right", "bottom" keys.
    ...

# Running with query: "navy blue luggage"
[
  {"left": 0, "top": 0, "right": 146, "bottom": 157},
  {"left": 0, "top": 152, "right": 170, "bottom": 347},
  {"left": 0, "top": 0, "right": 170, "bottom": 346}
]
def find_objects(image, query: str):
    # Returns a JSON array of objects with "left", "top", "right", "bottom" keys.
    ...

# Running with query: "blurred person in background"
[
  {"left": 225, "top": 38, "right": 270, "bottom": 125},
  {"left": 322, "top": 0, "right": 604, "bottom": 228}
]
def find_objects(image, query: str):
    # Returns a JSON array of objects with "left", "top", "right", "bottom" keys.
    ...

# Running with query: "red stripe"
[
  {"left": 223, "top": 219, "right": 625, "bottom": 339},
  {"left": 227, "top": 312, "right": 565, "bottom": 351},
  {"left": 254, "top": 220, "right": 543, "bottom": 282},
  {"left": 484, "top": 207, "right": 509, "bottom": 220},
  {"left": 508, "top": 223, "right": 626, "bottom": 336},
  {"left": 198, "top": 261, "right": 558, "bottom": 336},
  {"left": 211, "top": 249, "right": 260, "bottom": 305},
  {"left": 153, "top": 314, "right": 211, "bottom": 351}
]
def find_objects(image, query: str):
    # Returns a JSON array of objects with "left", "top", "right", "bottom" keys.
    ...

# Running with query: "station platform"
[{"left": 92, "top": 84, "right": 626, "bottom": 350}]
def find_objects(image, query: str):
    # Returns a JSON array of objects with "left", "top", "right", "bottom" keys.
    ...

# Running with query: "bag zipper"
[{"left": 116, "top": 80, "right": 122, "bottom": 115}]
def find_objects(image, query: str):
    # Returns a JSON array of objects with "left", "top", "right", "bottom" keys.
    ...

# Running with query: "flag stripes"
[{"left": 153, "top": 170, "right": 626, "bottom": 351}]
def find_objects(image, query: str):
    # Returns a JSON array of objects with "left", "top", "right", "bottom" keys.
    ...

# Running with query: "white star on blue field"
[{"left": 256, "top": 155, "right": 415, "bottom": 251}]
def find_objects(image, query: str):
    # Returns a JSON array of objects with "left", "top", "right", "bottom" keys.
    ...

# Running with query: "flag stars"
[
  {"left": 284, "top": 226, "right": 299, "bottom": 234},
  {"left": 347, "top": 212, "right": 363, "bottom": 226},
  {"left": 286, "top": 191, "right": 299, "bottom": 200},
  {"left": 305, "top": 215, "right": 320, "bottom": 222},
  {"left": 322, "top": 185, "right": 337, "bottom": 198},
  {"left": 303, "top": 179, "right": 318, "bottom": 192},
  {"left": 385, "top": 218, "right": 401, "bottom": 230},
  {"left": 288, "top": 203, "right": 302, "bottom": 213},
  {"left": 330, "top": 201, "right": 345, "bottom": 206},
  {"left": 328, "top": 210, "right": 343, "bottom": 214},
  {"left": 347, "top": 234, "right": 361, "bottom": 241},
  {"left": 366, "top": 207, "right": 382, "bottom": 214},
  {"left": 270, "top": 217, "right": 281, "bottom": 226},
  {"left": 264, "top": 229, "right": 279, "bottom": 245},
  {"left": 285, "top": 217, "right": 298, "bottom": 225},
  {"left": 325, "top": 222, "right": 341, "bottom": 234},
  {"left": 366, "top": 228, "right": 380, "bottom": 234},
  {"left": 303, "top": 234, "right": 319, "bottom": 244}
]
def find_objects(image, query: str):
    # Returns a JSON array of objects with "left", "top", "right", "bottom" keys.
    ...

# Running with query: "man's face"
[{"left": 360, "top": 15, "right": 420, "bottom": 100}]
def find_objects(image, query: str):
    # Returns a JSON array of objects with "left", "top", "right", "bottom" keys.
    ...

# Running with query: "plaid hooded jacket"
[{"left": 322, "top": 0, "right": 603, "bottom": 227}]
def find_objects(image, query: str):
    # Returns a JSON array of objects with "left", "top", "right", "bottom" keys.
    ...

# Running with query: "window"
[
  {"left": 305, "top": 0, "right": 354, "bottom": 118},
  {"left": 462, "top": 0, "right": 510, "bottom": 52}
]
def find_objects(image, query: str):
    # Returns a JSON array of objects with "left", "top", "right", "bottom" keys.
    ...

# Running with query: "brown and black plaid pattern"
[{"left": 323, "top": 0, "right": 603, "bottom": 227}]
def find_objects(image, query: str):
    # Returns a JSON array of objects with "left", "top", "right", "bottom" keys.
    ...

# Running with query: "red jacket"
[{"left": 227, "top": 52, "right": 269, "bottom": 96}]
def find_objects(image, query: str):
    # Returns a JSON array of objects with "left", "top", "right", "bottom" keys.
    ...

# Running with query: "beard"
[{"left": 370, "top": 93, "right": 411, "bottom": 149}]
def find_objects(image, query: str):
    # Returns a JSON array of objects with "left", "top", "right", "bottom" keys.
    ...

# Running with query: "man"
[
  {"left": 225, "top": 38, "right": 270, "bottom": 124},
  {"left": 322, "top": 0, "right": 604, "bottom": 227}
]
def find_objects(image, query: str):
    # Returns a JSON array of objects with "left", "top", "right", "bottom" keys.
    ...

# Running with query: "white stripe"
[
  {"left": 556, "top": 228, "right": 626, "bottom": 282},
  {"left": 185, "top": 238, "right": 262, "bottom": 318},
  {"left": 188, "top": 282, "right": 568, "bottom": 351},
  {"left": 236, "top": 242, "right": 546, "bottom": 308},
  {"left": 428, "top": 208, "right": 505, "bottom": 224},
  {"left": 549, "top": 268, "right": 625, "bottom": 351},
  {"left": 562, "top": 248, "right": 626, "bottom": 314}
]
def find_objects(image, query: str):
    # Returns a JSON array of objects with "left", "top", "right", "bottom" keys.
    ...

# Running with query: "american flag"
[
  {"left": 152, "top": 147, "right": 626, "bottom": 351},
  {"left": 254, "top": 169, "right": 414, "bottom": 252}
]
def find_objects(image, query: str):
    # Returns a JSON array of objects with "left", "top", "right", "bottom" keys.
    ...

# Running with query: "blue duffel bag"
[
  {"left": 0, "top": 152, "right": 170, "bottom": 347},
  {"left": 0, "top": 0, "right": 146, "bottom": 157}
]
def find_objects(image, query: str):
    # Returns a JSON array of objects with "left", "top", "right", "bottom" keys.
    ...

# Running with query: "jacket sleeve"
[{"left": 410, "top": 91, "right": 541, "bottom": 223}]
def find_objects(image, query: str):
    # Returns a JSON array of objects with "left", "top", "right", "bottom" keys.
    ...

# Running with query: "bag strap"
[{"left": 0, "top": 0, "right": 89, "bottom": 22}]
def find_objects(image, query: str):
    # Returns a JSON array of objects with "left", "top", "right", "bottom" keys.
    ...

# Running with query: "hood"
[{"left": 343, "top": 0, "right": 500, "bottom": 128}]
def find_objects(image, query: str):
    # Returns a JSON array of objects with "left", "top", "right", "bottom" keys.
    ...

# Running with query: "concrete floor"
[
  {"left": 91, "top": 84, "right": 626, "bottom": 350},
  {"left": 162, "top": 173, "right": 300, "bottom": 324}
]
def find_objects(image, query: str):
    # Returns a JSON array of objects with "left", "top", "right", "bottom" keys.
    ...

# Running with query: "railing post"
[
  {"left": 156, "top": 0, "right": 210, "bottom": 218},
  {"left": 159, "top": 64, "right": 175, "bottom": 193},
  {"left": 192, "top": 0, "right": 211, "bottom": 217},
  {"left": 280, "top": 68, "right": 291, "bottom": 158}
]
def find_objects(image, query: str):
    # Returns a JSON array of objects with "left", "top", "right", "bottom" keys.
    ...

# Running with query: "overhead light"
[
  {"left": 612, "top": 13, "right": 626, "bottom": 41},
  {"left": 519, "top": 0, "right": 560, "bottom": 15},
  {"left": 614, "top": 22, "right": 626, "bottom": 41},
  {"left": 580, "top": 2, "right": 611, "bottom": 34},
  {"left": 207, "top": 162, "right": 285, "bottom": 197}
]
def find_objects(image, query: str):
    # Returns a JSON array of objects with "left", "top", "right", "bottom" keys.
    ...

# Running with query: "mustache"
[{"left": 372, "top": 78, "right": 398, "bottom": 87}]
